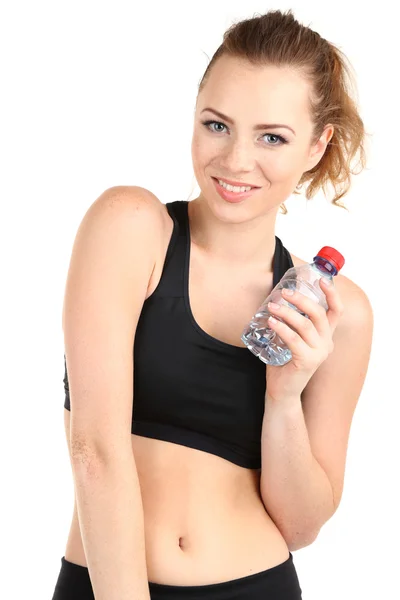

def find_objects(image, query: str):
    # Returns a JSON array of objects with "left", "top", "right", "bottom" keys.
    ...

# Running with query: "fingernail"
[
  {"left": 322, "top": 278, "right": 332, "bottom": 286},
  {"left": 283, "top": 288, "right": 294, "bottom": 296},
  {"left": 268, "top": 301, "right": 281, "bottom": 310}
]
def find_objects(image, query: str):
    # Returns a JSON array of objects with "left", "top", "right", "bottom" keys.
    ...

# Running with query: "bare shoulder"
[
  {"left": 88, "top": 184, "right": 167, "bottom": 261},
  {"left": 96, "top": 185, "right": 172, "bottom": 244},
  {"left": 91, "top": 185, "right": 166, "bottom": 220},
  {"left": 62, "top": 186, "right": 167, "bottom": 329}
]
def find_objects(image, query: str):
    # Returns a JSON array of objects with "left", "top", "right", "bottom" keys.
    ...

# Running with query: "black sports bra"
[{"left": 64, "top": 200, "right": 294, "bottom": 469}]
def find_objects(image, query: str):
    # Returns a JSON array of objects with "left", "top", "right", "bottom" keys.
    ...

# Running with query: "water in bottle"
[{"left": 241, "top": 246, "right": 345, "bottom": 366}]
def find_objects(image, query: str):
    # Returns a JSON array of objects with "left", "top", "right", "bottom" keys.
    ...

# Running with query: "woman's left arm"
[{"left": 260, "top": 277, "right": 374, "bottom": 551}]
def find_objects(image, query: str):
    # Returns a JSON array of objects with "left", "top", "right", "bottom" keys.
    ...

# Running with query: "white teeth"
[{"left": 218, "top": 179, "right": 253, "bottom": 193}]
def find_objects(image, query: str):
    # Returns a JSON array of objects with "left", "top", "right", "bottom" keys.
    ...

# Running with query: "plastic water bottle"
[{"left": 241, "top": 246, "right": 345, "bottom": 366}]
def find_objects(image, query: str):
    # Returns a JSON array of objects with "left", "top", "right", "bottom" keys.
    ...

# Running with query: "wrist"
[{"left": 265, "top": 391, "right": 302, "bottom": 410}]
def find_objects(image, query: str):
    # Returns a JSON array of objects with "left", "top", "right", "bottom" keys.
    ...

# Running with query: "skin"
[
  {"left": 189, "top": 54, "right": 334, "bottom": 269},
  {"left": 63, "top": 55, "right": 370, "bottom": 587}
]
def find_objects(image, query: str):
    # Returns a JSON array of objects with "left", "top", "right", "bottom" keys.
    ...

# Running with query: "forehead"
[{"left": 198, "top": 56, "right": 311, "bottom": 124}]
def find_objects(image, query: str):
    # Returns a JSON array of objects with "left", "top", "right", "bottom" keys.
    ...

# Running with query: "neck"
[{"left": 187, "top": 196, "right": 280, "bottom": 272}]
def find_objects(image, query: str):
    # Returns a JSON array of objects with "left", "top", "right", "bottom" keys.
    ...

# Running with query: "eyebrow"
[{"left": 201, "top": 107, "right": 296, "bottom": 136}]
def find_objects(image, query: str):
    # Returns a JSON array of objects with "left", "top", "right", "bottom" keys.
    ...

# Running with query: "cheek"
[
  {"left": 191, "top": 134, "right": 201, "bottom": 161},
  {"left": 191, "top": 140, "right": 207, "bottom": 185},
  {"left": 263, "top": 149, "right": 304, "bottom": 181},
  {"left": 191, "top": 132, "right": 203, "bottom": 162},
  {"left": 191, "top": 131, "right": 217, "bottom": 169}
]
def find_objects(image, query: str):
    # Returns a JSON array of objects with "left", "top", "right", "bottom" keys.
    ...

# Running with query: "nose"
[{"left": 219, "top": 138, "right": 256, "bottom": 174}]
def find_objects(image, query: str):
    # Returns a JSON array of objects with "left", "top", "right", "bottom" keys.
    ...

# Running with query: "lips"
[
  {"left": 213, "top": 177, "right": 259, "bottom": 189},
  {"left": 212, "top": 177, "right": 260, "bottom": 203}
]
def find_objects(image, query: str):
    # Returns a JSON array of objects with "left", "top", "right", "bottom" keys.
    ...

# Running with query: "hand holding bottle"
[{"left": 265, "top": 277, "right": 345, "bottom": 403}]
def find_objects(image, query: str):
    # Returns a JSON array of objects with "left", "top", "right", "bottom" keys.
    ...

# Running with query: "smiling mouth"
[{"left": 212, "top": 177, "right": 261, "bottom": 190}]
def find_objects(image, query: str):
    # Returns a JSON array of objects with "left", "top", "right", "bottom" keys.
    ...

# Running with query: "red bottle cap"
[{"left": 315, "top": 247, "right": 345, "bottom": 272}]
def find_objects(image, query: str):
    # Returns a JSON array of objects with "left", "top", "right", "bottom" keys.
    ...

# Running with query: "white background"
[{"left": 1, "top": 1, "right": 398, "bottom": 598}]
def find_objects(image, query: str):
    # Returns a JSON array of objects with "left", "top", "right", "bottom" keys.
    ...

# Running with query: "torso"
[{"left": 62, "top": 198, "right": 345, "bottom": 584}]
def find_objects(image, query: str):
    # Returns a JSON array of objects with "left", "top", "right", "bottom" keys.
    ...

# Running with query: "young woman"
[{"left": 52, "top": 9, "right": 373, "bottom": 600}]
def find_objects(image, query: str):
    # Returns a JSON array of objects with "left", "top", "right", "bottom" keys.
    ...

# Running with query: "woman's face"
[{"left": 191, "top": 55, "right": 333, "bottom": 218}]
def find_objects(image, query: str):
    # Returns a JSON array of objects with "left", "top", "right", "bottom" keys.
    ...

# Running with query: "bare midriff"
[{"left": 63, "top": 409, "right": 290, "bottom": 585}]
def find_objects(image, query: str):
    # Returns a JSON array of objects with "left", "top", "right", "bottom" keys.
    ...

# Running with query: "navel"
[{"left": 178, "top": 536, "right": 186, "bottom": 550}]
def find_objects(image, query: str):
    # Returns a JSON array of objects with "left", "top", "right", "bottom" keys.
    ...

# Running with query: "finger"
[
  {"left": 268, "top": 314, "right": 312, "bottom": 356},
  {"left": 281, "top": 288, "right": 330, "bottom": 337},
  {"left": 319, "top": 278, "right": 345, "bottom": 330},
  {"left": 268, "top": 301, "right": 320, "bottom": 348}
]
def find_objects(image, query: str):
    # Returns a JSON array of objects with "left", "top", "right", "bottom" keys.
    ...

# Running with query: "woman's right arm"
[{"left": 62, "top": 186, "right": 165, "bottom": 600}]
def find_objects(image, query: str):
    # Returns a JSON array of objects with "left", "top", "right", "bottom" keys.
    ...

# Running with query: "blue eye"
[
  {"left": 263, "top": 133, "right": 288, "bottom": 146},
  {"left": 201, "top": 120, "right": 288, "bottom": 146},
  {"left": 203, "top": 120, "right": 227, "bottom": 134}
]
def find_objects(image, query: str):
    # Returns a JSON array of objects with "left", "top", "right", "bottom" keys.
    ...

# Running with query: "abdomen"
[{"left": 63, "top": 408, "right": 289, "bottom": 585}]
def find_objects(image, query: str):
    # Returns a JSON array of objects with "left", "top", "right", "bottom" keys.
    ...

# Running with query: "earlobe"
[{"left": 306, "top": 147, "right": 326, "bottom": 172}]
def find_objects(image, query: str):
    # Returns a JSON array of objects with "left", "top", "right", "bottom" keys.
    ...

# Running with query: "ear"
[{"left": 305, "top": 124, "right": 335, "bottom": 172}]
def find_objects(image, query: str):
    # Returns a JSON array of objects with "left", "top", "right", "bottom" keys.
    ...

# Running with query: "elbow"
[
  {"left": 71, "top": 451, "right": 101, "bottom": 479},
  {"left": 70, "top": 439, "right": 105, "bottom": 479},
  {"left": 286, "top": 527, "right": 320, "bottom": 552},
  {"left": 69, "top": 431, "right": 134, "bottom": 473}
]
